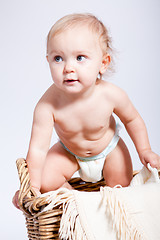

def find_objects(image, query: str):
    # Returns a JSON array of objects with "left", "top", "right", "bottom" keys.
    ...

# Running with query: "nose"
[{"left": 63, "top": 60, "right": 75, "bottom": 74}]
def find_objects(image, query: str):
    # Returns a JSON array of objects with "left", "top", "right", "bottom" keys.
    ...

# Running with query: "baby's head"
[{"left": 46, "top": 13, "right": 114, "bottom": 77}]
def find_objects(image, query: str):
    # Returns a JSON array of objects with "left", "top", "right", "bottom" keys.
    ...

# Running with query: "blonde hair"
[{"left": 47, "top": 13, "right": 114, "bottom": 75}]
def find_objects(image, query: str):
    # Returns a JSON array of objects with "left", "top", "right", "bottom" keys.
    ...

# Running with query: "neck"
[
  {"left": 67, "top": 84, "right": 98, "bottom": 102},
  {"left": 55, "top": 82, "right": 98, "bottom": 103}
]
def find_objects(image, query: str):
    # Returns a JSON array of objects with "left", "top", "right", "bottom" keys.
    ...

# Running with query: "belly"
[
  {"left": 70, "top": 131, "right": 115, "bottom": 157},
  {"left": 56, "top": 117, "right": 116, "bottom": 157}
]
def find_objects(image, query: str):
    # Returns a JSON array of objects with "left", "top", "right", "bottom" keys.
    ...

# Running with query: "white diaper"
[
  {"left": 76, "top": 125, "right": 120, "bottom": 182},
  {"left": 77, "top": 157, "right": 107, "bottom": 182},
  {"left": 60, "top": 124, "right": 120, "bottom": 183}
]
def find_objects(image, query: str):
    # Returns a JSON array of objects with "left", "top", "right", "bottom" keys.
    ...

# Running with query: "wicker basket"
[
  {"left": 16, "top": 158, "right": 108, "bottom": 239},
  {"left": 16, "top": 158, "right": 156, "bottom": 240}
]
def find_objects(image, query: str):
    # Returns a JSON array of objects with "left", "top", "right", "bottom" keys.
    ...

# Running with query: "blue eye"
[
  {"left": 77, "top": 55, "right": 85, "bottom": 61},
  {"left": 54, "top": 56, "right": 63, "bottom": 62}
]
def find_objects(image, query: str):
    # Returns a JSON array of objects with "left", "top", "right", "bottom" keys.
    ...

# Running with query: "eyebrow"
[
  {"left": 74, "top": 50, "right": 91, "bottom": 54},
  {"left": 48, "top": 49, "right": 92, "bottom": 57},
  {"left": 47, "top": 49, "right": 64, "bottom": 56}
]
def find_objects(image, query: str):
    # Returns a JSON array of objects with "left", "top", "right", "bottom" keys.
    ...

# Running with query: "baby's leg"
[
  {"left": 103, "top": 138, "right": 133, "bottom": 187},
  {"left": 41, "top": 142, "right": 79, "bottom": 193}
]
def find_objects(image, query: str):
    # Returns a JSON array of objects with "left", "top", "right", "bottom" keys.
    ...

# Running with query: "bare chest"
[{"left": 54, "top": 100, "right": 113, "bottom": 138}]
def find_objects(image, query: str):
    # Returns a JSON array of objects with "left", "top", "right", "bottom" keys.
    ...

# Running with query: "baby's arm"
[
  {"left": 26, "top": 100, "right": 54, "bottom": 193},
  {"left": 113, "top": 85, "right": 160, "bottom": 169}
]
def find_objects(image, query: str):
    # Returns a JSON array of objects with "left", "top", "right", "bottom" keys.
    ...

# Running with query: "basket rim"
[{"left": 16, "top": 158, "right": 160, "bottom": 216}]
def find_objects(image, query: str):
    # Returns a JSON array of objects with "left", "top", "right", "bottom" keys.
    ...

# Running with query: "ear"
[
  {"left": 46, "top": 54, "right": 49, "bottom": 62},
  {"left": 99, "top": 54, "right": 111, "bottom": 75}
]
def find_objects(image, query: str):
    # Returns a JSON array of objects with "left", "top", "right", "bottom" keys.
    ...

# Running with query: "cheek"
[
  {"left": 49, "top": 65, "right": 62, "bottom": 79},
  {"left": 86, "top": 63, "right": 101, "bottom": 78}
]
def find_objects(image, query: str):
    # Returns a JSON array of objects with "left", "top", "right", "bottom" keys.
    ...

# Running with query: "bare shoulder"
[
  {"left": 100, "top": 80, "right": 127, "bottom": 100},
  {"left": 38, "top": 84, "right": 56, "bottom": 102},
  {"left": 34, "top": 84, "right": 56, "bottom": 121},
  {"left": 37, "top": 84, "right": 58, "bottom": 107}
]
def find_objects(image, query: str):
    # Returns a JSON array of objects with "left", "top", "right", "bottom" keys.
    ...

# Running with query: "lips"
[{"left": 64, "top": 79, "right": 79, "bottom": 83}]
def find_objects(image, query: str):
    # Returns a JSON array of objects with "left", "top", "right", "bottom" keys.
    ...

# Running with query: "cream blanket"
[{"left": 42, "top": 164, "right": 160, "bottom": 240}]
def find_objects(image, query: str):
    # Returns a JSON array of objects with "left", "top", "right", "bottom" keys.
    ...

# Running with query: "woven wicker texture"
[
  {"left": 17, "top": 158, "right": 107, "bottom": 239},
  {"left": 16, "top": 158, "right": 159, "bottom": 239}
]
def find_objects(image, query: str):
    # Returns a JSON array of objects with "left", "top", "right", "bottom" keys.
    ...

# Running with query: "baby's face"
[{"left": 47, "top": 25, "right": 108, "bottom": 95}]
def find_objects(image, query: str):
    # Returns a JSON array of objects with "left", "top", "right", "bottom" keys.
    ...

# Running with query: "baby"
[{"left": 13, "top": 13, "right": 160, "bottom": 207}]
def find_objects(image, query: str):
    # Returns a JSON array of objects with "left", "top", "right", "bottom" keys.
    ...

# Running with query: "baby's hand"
[
  {"left": 140, "top": 149, "right": 160, "bottom": 170},
  {"left": 12, "top": 190, "right": 20, "bottom": 210},
  {"left": 12, "top": 187, "right": 41, "bottom": 210}
]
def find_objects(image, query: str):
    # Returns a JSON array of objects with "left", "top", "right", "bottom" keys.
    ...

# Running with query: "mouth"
[{"left": 64, "top": 79, "right": 79, "bottom": 84}]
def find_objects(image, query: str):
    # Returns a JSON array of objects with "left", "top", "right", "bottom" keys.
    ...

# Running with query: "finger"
[{"left": 12, "top": 191, "right": 20, "bottom": 210}]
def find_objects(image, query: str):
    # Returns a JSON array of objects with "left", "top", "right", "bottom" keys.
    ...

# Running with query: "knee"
[
  {"left": 40, "top": 172, "right": 67, "bottom": 193},
  {"left": 104, "top": 168, "right": 133, "bottom": 187},
  {"left": 115, "top": 173, "right": 133, "bottom": 187}
]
